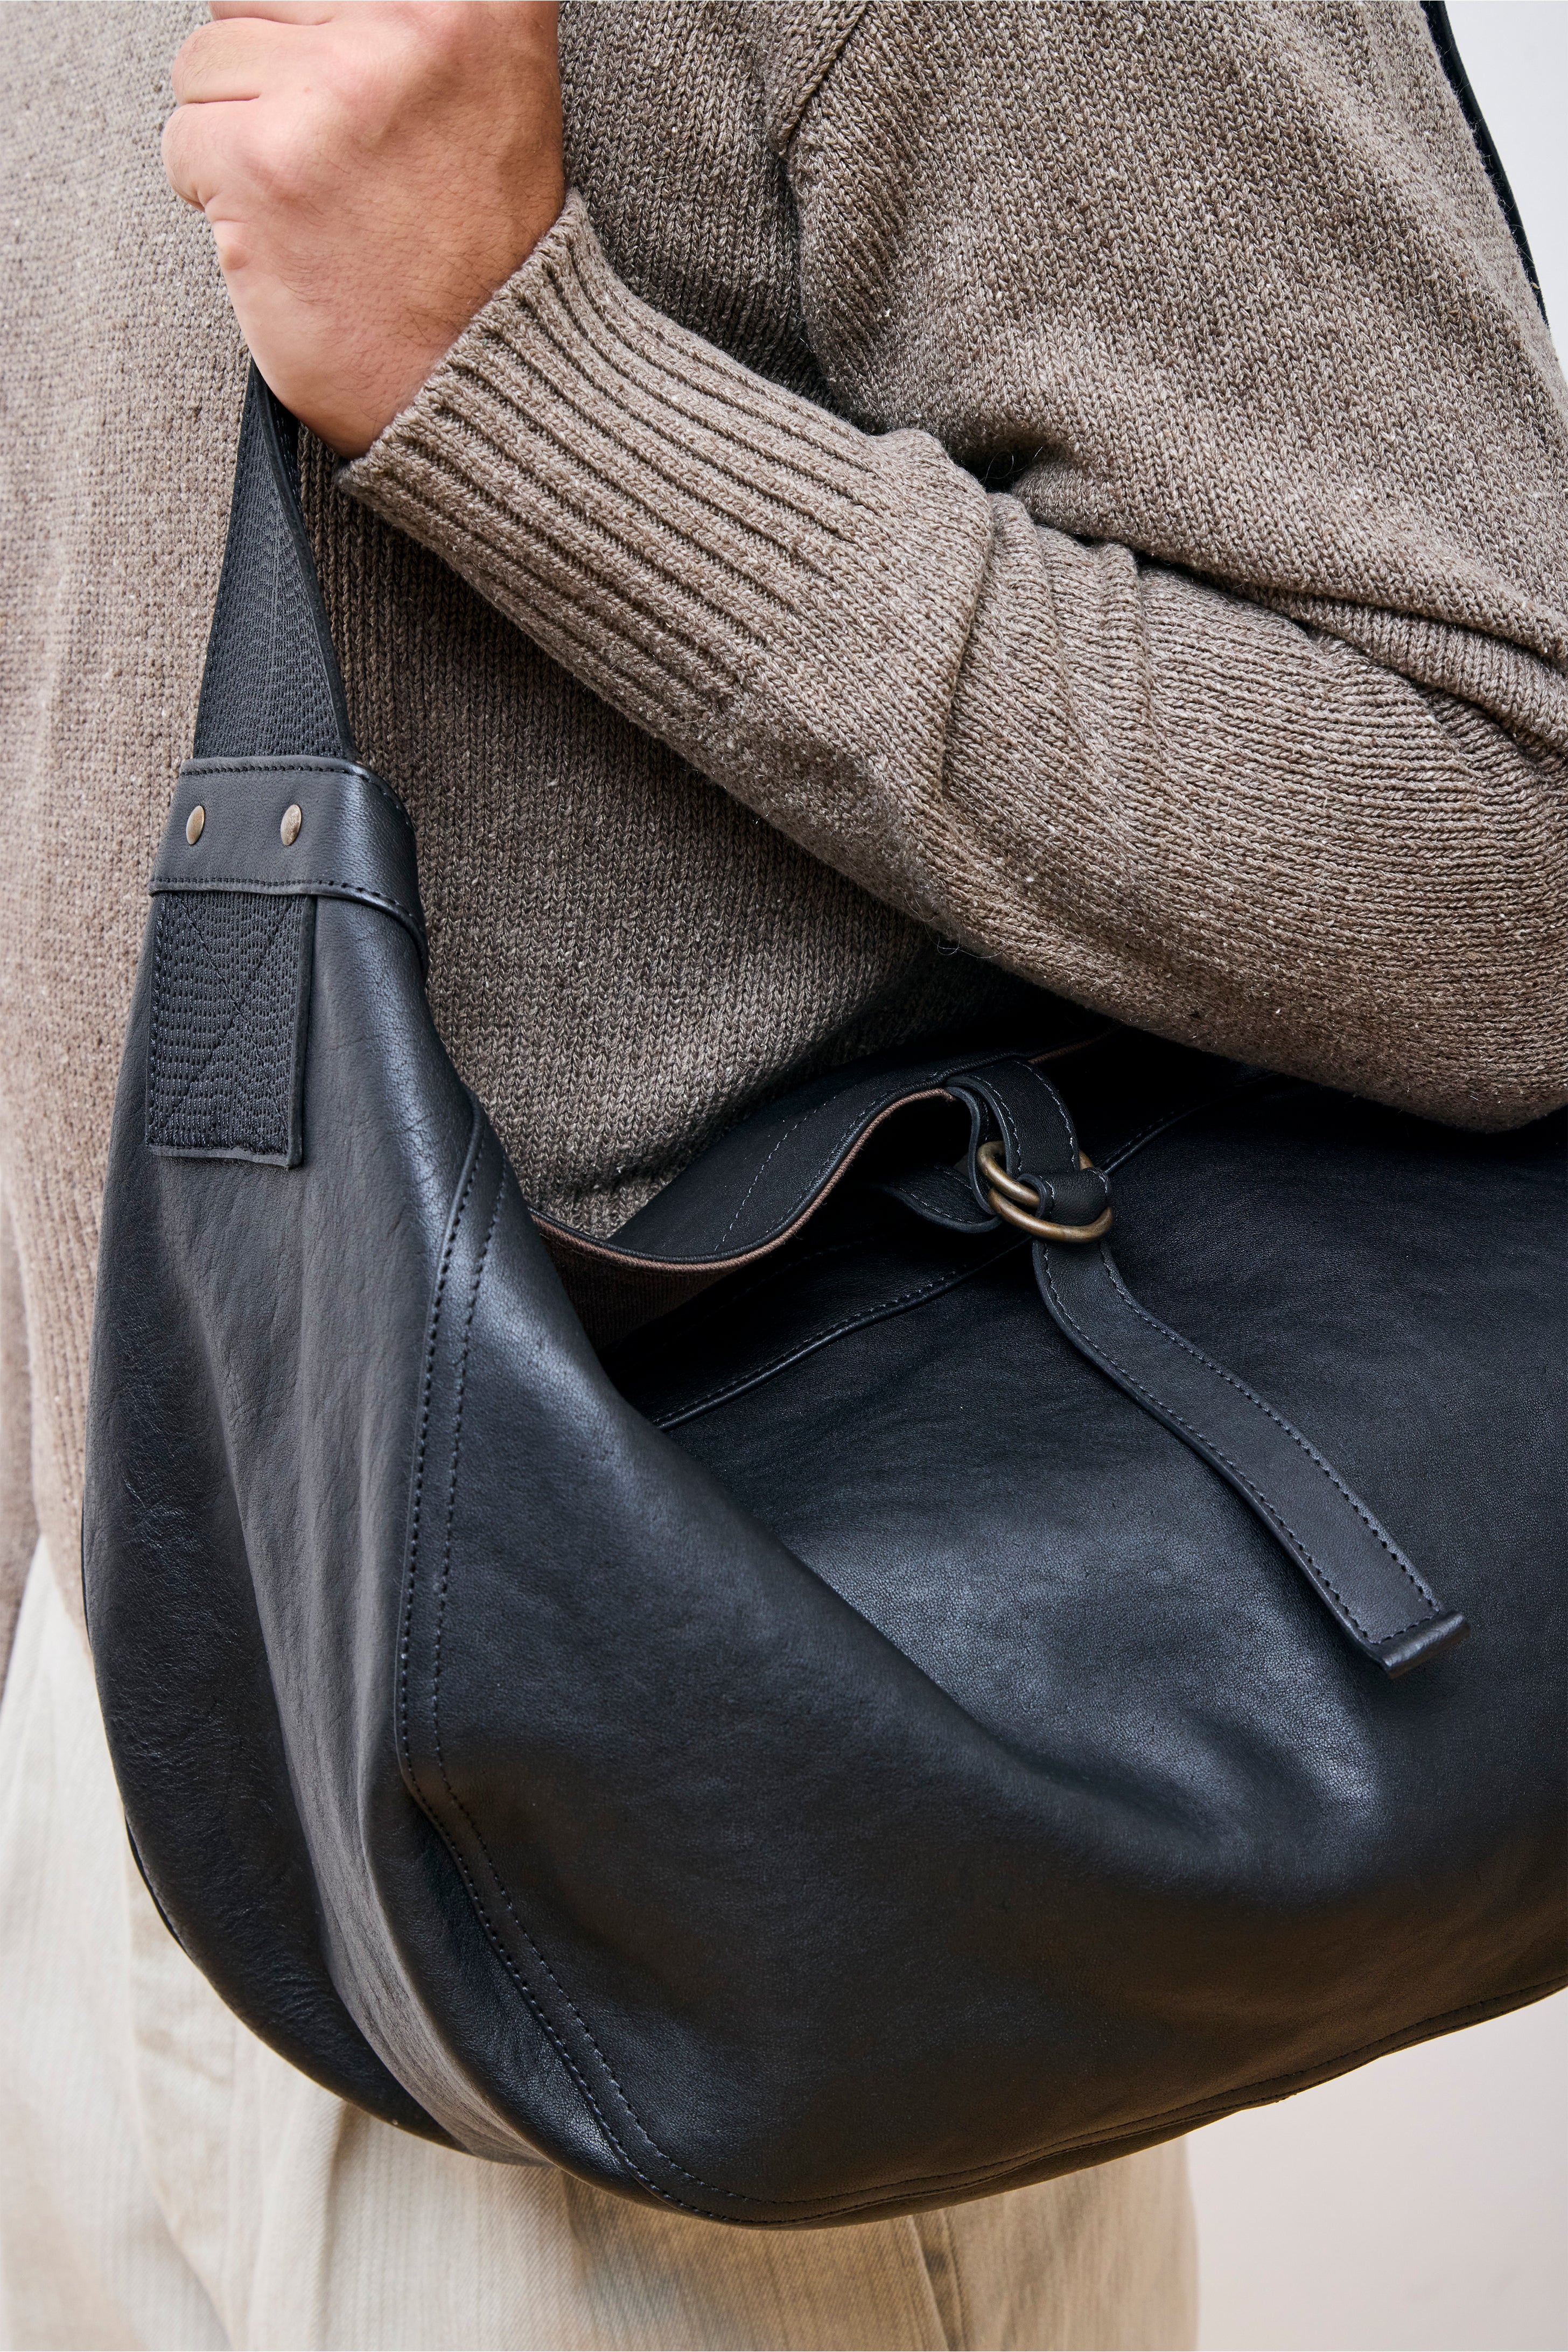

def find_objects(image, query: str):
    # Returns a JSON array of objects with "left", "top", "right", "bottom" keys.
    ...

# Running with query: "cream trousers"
[{"left": 0, "top": 1549, "right": 1196, "bottom": 2351}]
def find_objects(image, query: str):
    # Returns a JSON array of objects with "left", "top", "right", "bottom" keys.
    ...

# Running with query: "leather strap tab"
[
  {"left": 152, "top": 757, "right": 427, "bottom": 965},
  {"left": 950, "top": 1059, "right": 1469, "bottom": 1677}
]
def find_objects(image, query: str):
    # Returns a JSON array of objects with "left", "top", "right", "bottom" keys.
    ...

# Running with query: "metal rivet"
[
  {"left": 185, "top": 804, "right": 206, "bottom": 845},
  {"left": 280, "top": 803, "right": 303, "bottom": 846}
]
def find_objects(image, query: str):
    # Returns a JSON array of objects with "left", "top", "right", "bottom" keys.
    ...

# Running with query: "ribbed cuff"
[{"left": 342, "top": 193, "right": 922, "bottom": 766}]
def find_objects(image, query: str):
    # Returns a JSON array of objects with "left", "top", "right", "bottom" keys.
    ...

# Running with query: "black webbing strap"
[
  {"left": 149, "top": 372, "right": 401, "bottom": 1166},
  {"left": 194, "top": 370, "right": 355, "bottom": 764}
]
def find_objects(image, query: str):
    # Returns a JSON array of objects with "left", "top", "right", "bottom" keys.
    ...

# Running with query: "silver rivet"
[
  {"left": 185, "top": 804, "right": 206, "bottom": 845},
  {"left": 280, "top": 803, "right": 303, "bottom": 846}
]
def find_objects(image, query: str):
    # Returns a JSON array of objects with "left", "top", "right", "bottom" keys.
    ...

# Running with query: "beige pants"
[{"left": 0, "top": 1550, "right": 1196, "bottom": 2351}]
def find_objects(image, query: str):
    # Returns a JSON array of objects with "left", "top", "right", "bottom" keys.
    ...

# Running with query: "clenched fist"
[{"left": 164, "top": 1, "right": 564, "bottom": 456}]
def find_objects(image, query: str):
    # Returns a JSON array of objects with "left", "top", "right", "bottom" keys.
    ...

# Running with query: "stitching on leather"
[
  {"left": 1098, "top": 1109, "right": 1177, "bottom": 1167},
  {"left": 148, "top": 893, "right": 297, "bottom": 1131},
  {"left": 1046, "top": 1249, "right": 1379, "bottom": 1641},
  {"left": 396, "top": 1111, "right": 483, "bottom": 1776},
  {"left": 653, "top": 1263, "right": 991, "bottom": 1425},
  {"left": 152, "top": 877, "right": 424, "bottom": 933},
  {"left": 991, "top": 1062, "right": 1441, "bottom": 1636},
  {"left": 1094, "top": 1252, "right": 1440, "bottom": 1618},
  {"left": 1097, "top": 1073, "right": 1273, "bottom": 1171},
  {"left": 184, "top": 755, "right": 412, "bottom": 819},
  {"left": 147, "top": 895, "right": 167, "bottom": 1117},
  {"left": 1036, "top": 1248, "right": 1438, "bottom": 1642},
  {"left": 711, "top": 1051, "right": 1007, "bottom": 1254},
  {"left": 429, "top": 1185, "right": 504, "bottom": 1769},
  {"left": 411, "top": 1798, "right": 705, "bottom": 2211},
  {"left": 412, "top": 1145, "right": 771, "bottom": 2207},
  {"left": 627, "top": 1235, "right": 871, "bottom": 1360},
  {"left": 1020, "top": 1059, "right": 1083, "bottom": 1165},
  {"left": 395, "top": 1133, "right": 685, "bottom": 2205},
  {"left": 418, "top": 1175, "right": 724, "bottom": 2203},
  {"left": 792, "top": 1969, "right": 1568, "bottom": 2220},
  {"left": 717, "top": 1107, "right": 817, "bottom": 1248}
]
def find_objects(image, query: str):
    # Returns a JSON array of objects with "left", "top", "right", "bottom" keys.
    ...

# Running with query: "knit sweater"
[{"left": 1, "top": 0, "right": 1565, "bottom": 1655}]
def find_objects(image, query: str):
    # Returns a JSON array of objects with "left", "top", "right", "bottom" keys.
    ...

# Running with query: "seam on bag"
[
  {"left": 392, "top": 1131, "right": 695, "bottom": 2208},
  {"left": 397, "top": 1116, "right": 484, "bottom": 1776},
  {"left": 798, "top": 1970, "right": 1568, "bottom": 2221},
  {"left": 658, "top": 1272, "right": 966, "bottom": 1422},
  {"left": 652, "top": 1247, "right": 1018, "bottom": 1427},
  {"left": 429, "top": 1187, "right": 503, "bottom": 1770},
  {"left": 152, "top": 877, "right": 424, "bottom": 930},
  {"left": 408, "top": 1144, "right": 761, "bottom": 2208}
]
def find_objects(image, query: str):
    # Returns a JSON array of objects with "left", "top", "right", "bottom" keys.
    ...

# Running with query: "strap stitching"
[
  {"left": 709, "top": 1053, "right": 1011, "bottom": 1253},
  {"left": 152, "top": 876, "right": 424, "bottom": 933},
  {"left": 146, "top": 894, "right": 297, "bottom": 1132},
  {"left": 982, "top": 1062, "right": 1441, "bottom": 1641},
  {"left": 1035, "top": 1246, "right": 1439, "bottom": 1643},
  {"left": 1094, "top": 1250, "right": 1440, "bottom": 1619},
  {"left": 716, "top": 1106, "right": 818, "bottom": 1248},
  {"left": 184, "top": 755, "right": 412, "bottom": 819},
  {"left": 653, "top": 1263, "right": 992, "bottom": 1424}
]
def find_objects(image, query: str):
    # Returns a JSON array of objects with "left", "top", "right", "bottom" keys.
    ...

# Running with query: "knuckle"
[
  {"left": 160, "top": 108, "right": 199, "bottom": 199},
  {"left": 246, "top": 116, "right": 319, "bottom": 206},
  {"left": 169, "top": 22, "right": 221, "bottom": 100},
  {"left": 399, "top": 2, "right": 471, "bottom": 56}
]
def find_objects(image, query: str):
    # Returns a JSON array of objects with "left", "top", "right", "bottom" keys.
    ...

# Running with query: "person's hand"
[{"left": 163, "top": 1, "right": 563, "bottom": 456}]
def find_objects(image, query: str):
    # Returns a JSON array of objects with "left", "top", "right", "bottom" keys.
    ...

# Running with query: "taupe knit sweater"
[{"left": 2, "top": 1, "right": 1565, "bottom": 1655}]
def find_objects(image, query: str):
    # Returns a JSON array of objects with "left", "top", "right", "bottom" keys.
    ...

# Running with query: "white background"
[{"left": 1191, "top": 9, "right": 1567, "bottom": 2347}]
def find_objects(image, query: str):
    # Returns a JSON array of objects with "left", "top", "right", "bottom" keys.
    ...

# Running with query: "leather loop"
[
  {"left": 152, "top": 756, "right": 427, "bottom": 967},
  {"left": 951, "top": 1059, "right": 1469, "bottom": 1677}
]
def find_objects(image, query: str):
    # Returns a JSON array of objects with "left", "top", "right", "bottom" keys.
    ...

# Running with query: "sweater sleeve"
[{"left": 342, "top": 2, "right": 1568, "bottom": 1129}]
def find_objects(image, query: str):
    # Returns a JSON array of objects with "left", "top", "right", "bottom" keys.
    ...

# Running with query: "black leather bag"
[{"left": 83, "top": 372, "right": 1565, "bottom": 2225}]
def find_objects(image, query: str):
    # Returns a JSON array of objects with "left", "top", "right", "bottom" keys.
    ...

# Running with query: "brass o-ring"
[{"left": 975, "top": 1139, "right": 1113, "bottom": 1244}]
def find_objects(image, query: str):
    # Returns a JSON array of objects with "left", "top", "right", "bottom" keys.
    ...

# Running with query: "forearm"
[{"left": 345, "top": 200, "right": 1567, "bottom": 1127}]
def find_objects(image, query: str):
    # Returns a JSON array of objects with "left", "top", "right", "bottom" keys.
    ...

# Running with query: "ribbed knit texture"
[{"left": 1, "top": 0, "right": 1565, "bottom": 1638}]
